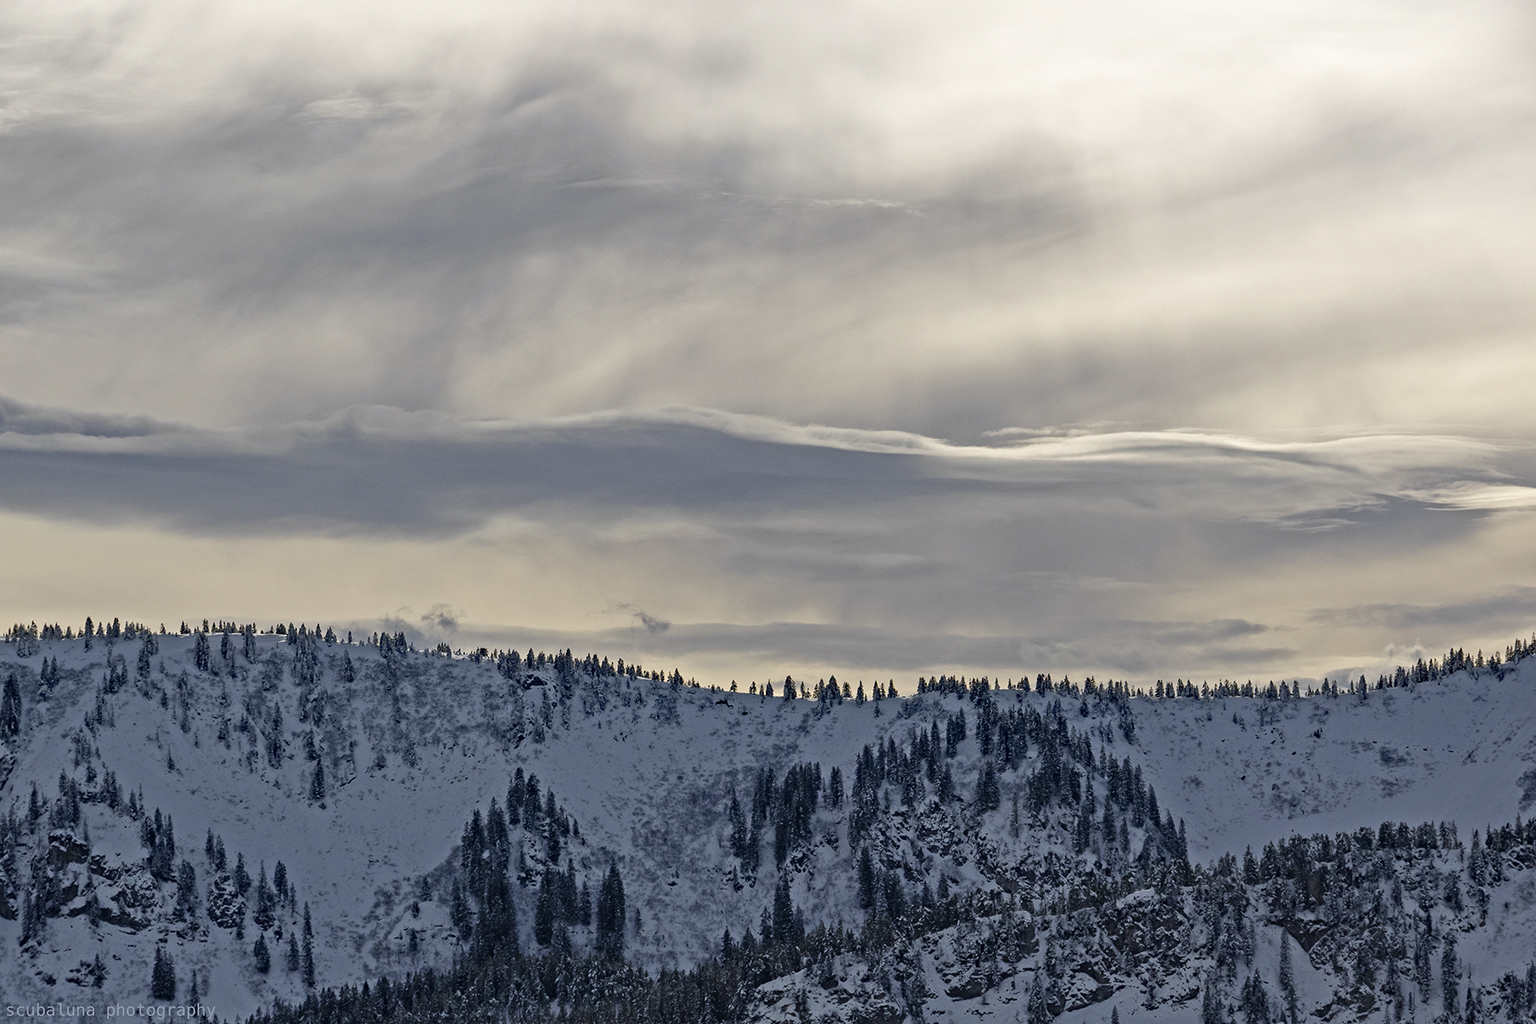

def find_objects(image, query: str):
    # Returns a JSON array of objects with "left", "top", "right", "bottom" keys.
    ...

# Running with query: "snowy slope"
[{"left": 3, "top": 628, "right": 1536, "bottom": 1023}]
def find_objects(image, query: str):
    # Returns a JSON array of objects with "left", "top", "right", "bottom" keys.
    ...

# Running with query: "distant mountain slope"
[{"left": 3, "top": 623, "right": 1535, "bottom": 1023}]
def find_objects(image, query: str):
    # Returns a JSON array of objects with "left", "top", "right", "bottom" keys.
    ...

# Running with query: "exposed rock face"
[
  {"left": 925, "top": 912, "right": 1036, "bottom": 999},
  {"left": 95, "top": 865, "right": 160, "bottom": 931},
  {"left": 1060, "top": 968, "right": 1115, "bottom": 1011},
  {"left": 206, "top": 872, "right": 247, "bottom": 930},
  {"left": 47, "top": 829, "right": 89, "bottom": 870},
  {"left": 1280, "top": 914, "right": 1333, "bottom": 953},
  {"left": 1103, "top": 888, "right": 1186, "bottom": 956},
  {"left": 748, "top": 958, "right": 907, "bottom": 1024}
]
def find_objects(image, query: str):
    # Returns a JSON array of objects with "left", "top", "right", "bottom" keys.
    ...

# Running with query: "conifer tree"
[
  {"left": 254, "top": 933, "right": 272, "bottom": 974},
  {"left": 2, "top": 672, "right": 25, "bottom": 738},
  {"left": 534, "top": 872, "right": 555, "bottom": 946},
  {"left": 175, "top": 860, "right": 199, "bottom": 919},
  {"left": 254, "top": 863, "right": 275, "bottom": 930},
  {"left": 1279, "top": 932, "right": 1298, "bottom": 1023},
  {"left": 1027, "top": 973, "right": 1050, "bottom": 1024},
  {"left": 151, "top": 946, "right": 176, "bottom": 1000},
  {"left": 1202, "top": 977, "right": 1224, "bottom": 1024},
  {"left": 596, "top": 863, "right": 626, "bottom": 959},
  {"left": 302, "top": 902, "right": 316, "bottom": 986},
  {"left": 857, "top": 846, "right": 876, "bottom": 909},
  {"left": 1443, "top": 935, "right": 1460, "bottom": 1015},
  {"left": 450, "top": 878, "right": 472, "bottom": 939},
  {"left": 772, "top": 876, "right": 798, "bottom": 943},
  {"left": 978, "top": 761, "right": 1001, "bottom": 812},
  {"left": 729, "top": 790, "right": 748, "bottom": 860}
]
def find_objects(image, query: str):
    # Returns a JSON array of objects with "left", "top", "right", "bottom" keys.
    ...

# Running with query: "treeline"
[{"left": 9, "top": 611, "right": 1536, "bottom": 710}]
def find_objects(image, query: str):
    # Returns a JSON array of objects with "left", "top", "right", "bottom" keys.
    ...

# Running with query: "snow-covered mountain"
[{"left": 4, "top": 622, "right": 1536, "bottom": 1024}]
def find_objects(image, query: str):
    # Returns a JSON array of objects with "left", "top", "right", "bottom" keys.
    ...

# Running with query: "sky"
[{"left": 1, "top": 0, "right": 1534, "bottom": 686}]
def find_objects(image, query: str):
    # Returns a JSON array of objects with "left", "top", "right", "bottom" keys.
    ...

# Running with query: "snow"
[{"left": 4, "top": 631, "right": 1536, "bottom": 1022}]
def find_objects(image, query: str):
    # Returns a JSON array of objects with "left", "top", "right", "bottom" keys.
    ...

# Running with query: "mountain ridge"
[{"left": 3, "top": 622, "right": 1536, "bottom": 1023}]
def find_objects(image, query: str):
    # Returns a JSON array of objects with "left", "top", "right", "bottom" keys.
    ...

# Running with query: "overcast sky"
[{"left": 2, "top": 0, "right": 1534, "bottom": 686}]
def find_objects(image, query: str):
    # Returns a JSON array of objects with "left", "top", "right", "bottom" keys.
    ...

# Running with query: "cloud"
[
  {"left": 0, "top": 396, "right": 1532, "bottom": 682},
  {"left": 0, "top": 395, "right": 182, "bottom": 439},
  {"left": 1312, "top": 587, "right": 1536, "bottom": 633},
  {"left": 420, "top": 603, "right": 461, "bottom": 634},
  {"left": 0, "top": 0, "right": 1532, "bottom": 444},
  {"left": 0, "top": 398, "right": 1525, "bottom": 541},
  {"left": 633, "top": 611, "right": 671, "bottom": 635}
]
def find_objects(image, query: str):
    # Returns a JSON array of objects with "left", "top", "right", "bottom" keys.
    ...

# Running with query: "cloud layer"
[
  {"left": 1, "top": 0, "right": 1533, "bottom": 440},
  {"left": 2, "top": 397, "right": 1533, "bottom": 682}
]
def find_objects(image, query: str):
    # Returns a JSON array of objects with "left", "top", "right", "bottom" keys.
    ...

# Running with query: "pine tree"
[
  {"left": 772, "top": 876, "right": 797, "bottom": 943},
  {"left": 1201, "top": 978, "right": 1224, "bottom": 1024},
  {"left": 1, "top": 671, "right": 22, "bottom": 738},
  {"left": 978, "top": 761, "right": 1001, "bottom": 811},
  {"left": 286, "top": 933, "right": 300, "bottom": 972},
  {"left": 1028, "top": 973, "right": 1050, "bottom": 1024},
  {"left": 310, "top": 760, "right": 325, "bottom": 802},
  {"left": 1443, "top": 935, "right": 1460, "bottom": 1015},
  {"left": 1279, "top": 932, "right": 1298, "bottom": 1023},
  {"left": 534, "top": 872, "right": 556, "bottom": 946},
  {"left": 857, "top": 846, "right": 876, "bottom": 909},
  {"left": 1414, "top": 926, "right": 1433, "bottom": 1002},
  {"left": 175, "top": 860, "right": 199, "bottom": 919},
  {"left": 1241, "top": 974, "right": 1269, "bottom": 1024},
  {"left": 729, "top": 790, "right": 748, "bottom": 860},
  {"left": 302, "top": 903, "right": 316, "bottom": 986},
  {"left": 254, "top": 863, "right": 275, "bottom": 929},
  {"left": 151, "top": 946, "right": 176, "bottom": 1000},
  {"left": 596, "top": 863, "right": 626, "bottom": 959},
  {"left": 450, "top": 878, "right": 472, "bottom": 939},
  {"left": 254, "top": 933, "right": 272, "bottom": 974}
]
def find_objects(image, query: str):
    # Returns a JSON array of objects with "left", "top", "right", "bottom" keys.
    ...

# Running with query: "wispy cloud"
[
  {"left": 1, "top": 396, "right": 1533, "bottom": 681},
  {"left": 0, "top": 0, "right": 1532, "bottom": 441},
  {"left": 1312, "top": 588, "right": 1536, "bottom": 633},
  {"left": 0, "top": 398, "right": 1525, "bottom": 538}
]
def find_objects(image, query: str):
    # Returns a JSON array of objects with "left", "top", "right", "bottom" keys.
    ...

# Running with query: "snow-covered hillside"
[{"left": 4, "top": 623, "right": 1536, "bottom": 1024}]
